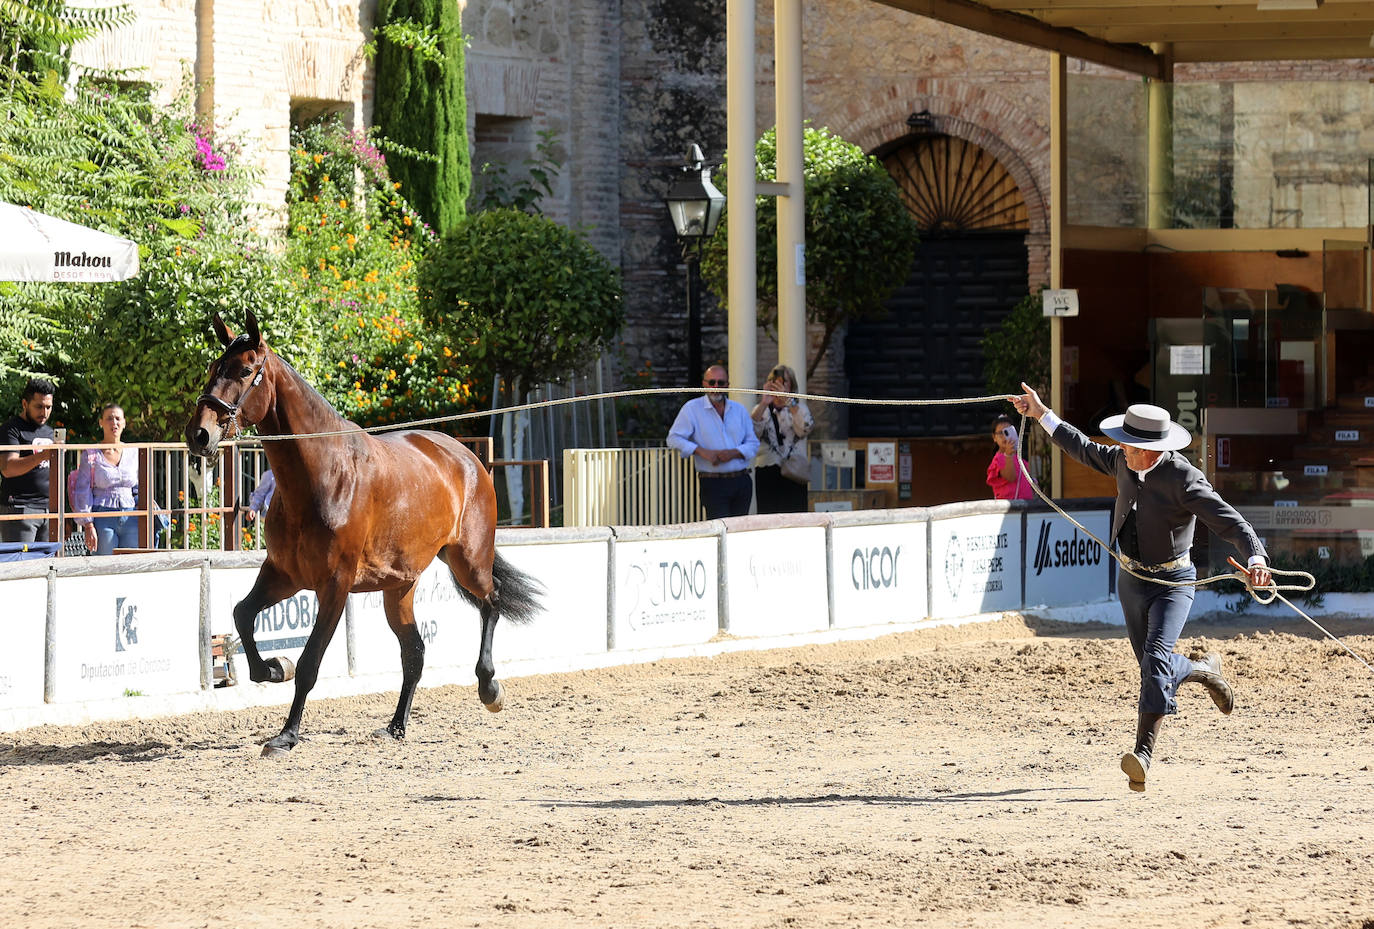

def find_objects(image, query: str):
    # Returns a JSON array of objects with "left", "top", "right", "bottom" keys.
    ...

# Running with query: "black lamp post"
[{"left": 665, "top": 144, "right": 725, "bottom": 384}]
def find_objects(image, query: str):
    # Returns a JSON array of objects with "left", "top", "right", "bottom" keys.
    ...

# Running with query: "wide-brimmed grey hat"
[{"left": 1099, "top": 403, "right": 1191, "bottom": 451}]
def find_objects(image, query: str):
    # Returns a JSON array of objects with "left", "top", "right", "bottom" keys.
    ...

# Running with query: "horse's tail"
[{"left": 457, "top": 552, "right": 545, "bottom": 624}]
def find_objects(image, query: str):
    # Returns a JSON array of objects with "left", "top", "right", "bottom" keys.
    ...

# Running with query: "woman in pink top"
[
  {"left": 73, "top": 403, "right": 141, "bottom": 554},
  {"left": 985, "top": 414, "right": 1035, "bottom": 501}
]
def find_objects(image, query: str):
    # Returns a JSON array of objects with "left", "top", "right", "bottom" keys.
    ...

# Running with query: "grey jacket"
[{"left": 1051, "top": 420, "right": 1266, "bottom": 566}]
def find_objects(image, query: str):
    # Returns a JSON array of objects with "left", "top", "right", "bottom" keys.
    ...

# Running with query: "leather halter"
[{"left": 196, "top": 350, "right": 267, "bottom": 439}]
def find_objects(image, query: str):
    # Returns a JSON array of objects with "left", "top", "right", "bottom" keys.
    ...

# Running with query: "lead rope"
[{"left": 1010, "top": 412, "right": 1374, "bottom": 675}]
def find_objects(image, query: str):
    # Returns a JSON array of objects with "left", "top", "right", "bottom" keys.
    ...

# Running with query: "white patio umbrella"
[{"left": 0, "top": 199, "right": 139, "bottom": 283}]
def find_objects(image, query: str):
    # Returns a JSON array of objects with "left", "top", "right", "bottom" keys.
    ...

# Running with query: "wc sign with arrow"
[{"left": 1041, "top": 289, "right": 1079, "bottom": 317}]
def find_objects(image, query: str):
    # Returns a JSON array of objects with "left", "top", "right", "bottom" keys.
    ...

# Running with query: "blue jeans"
[
  {"left": 1117, "top": 563, "right": 1201, "bottom": 715},
  {"left": 92, "top": 504, "right": 139, "bottom": 555}
]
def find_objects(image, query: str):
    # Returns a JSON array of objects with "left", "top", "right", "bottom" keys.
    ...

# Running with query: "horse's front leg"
[
  {"left": 232, "top": 561, "right": 301, "bottom": 684},
  {"left": 262, "top": 585, "right": 348, "bottom": 758}
]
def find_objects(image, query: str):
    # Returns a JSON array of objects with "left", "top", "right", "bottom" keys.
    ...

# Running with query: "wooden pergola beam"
[{"left": 872, "top": 0, "right": 1165, "bottom": 78}]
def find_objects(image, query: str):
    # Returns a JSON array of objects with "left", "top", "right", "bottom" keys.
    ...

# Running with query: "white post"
[
  {"left": 774, "top": 0, "right": 806, "bottom": 390},
  {"left": 727, "top": 0, "right": 758, "bottom": 403}
]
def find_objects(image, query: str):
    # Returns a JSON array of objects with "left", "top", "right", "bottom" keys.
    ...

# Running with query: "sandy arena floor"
[{"left": 0, "top": 613, "right": 1371, "bottom": 929}]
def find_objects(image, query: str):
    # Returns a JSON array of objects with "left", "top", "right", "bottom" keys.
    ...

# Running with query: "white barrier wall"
[
  {"left": 930, "top": 513, "right": 1022, "bottom": 618},
  {"left": 0, "top": 578, "right": 45, "bottom": 711},
  {"left": 493, "top": 541, "right": 610, "bottom": 662},
  {"left": 52, "top": 570, "right": 202, "bottom": 702},
  {"left": 831, "top": 520, "right": 929, "bottom": 629},
  {"left": 612, "top": 535, "right": 720, "bottom": 650},
  {"left": 725, "top": 526, "right": 829, "bottom": 637},
  {"left": 0, "top": 500, "right": 1116, "bottom": 726},
  {"left": 350, "top": 559, "right": 480, "bottom": 680}
]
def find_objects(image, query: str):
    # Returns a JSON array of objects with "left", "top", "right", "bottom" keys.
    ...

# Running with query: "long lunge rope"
[{"left": 242, "top": 380, "right": 1371, "bottom": 672}]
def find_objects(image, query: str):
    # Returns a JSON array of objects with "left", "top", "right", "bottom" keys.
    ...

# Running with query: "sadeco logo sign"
[{"left": 1032, "top": 521, "right": 1102, "bottom": 576}]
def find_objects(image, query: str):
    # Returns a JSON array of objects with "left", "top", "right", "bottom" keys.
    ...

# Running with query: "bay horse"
[{"left": 184, "top": 311, "right": 542, "bottom": 757}]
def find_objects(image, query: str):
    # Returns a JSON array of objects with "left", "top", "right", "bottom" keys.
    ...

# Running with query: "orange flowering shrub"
[{"left": 286, "top": 119, "right": 483, "bottom": 427}]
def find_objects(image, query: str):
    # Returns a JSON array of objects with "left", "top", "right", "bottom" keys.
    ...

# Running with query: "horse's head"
[{"left": 184, "top": 311, "right": 273, "bottom": 458}]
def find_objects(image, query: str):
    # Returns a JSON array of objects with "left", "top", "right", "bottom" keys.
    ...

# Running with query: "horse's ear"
[
  {"left": 245, "top": 310, "right": 261, "bottom": 347},
  {"left": 211, "top": 314, "right": 234, "bottom": 347}
]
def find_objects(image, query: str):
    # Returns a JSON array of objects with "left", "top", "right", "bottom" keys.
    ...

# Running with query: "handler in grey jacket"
[{"left": 1012, "top": 382, "right": 1271, "bottom": 791}]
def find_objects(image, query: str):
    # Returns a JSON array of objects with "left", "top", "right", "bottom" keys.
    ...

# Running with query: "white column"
[
  {"left": 1049, "top": 52, "right": 1066, "bottom": 498},
  {"left": 727, "top": 0, "right": 758, "bottom": 403},
  {"left": 774, "top": 0, "right": 806, "bottom": 390}
]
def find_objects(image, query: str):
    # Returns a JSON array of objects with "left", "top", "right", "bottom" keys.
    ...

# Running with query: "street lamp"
[{"left": 665, "top": 144, "right": 725, "bottom": 384}]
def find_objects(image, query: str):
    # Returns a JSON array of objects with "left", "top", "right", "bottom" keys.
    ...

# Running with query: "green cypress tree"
[{"left": 372, "top": 0, "right": 469, "bottom": 237}]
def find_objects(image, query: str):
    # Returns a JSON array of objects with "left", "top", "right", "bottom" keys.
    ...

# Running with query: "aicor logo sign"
[
  {"left": 1032, "top": 520, "right": 1102, "bottom": 576},
  {"left": 851, "top": 545, "right": 902, "bottom": 591}
]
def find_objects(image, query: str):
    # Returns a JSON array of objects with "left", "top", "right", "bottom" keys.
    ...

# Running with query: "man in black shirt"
[{"left": 1, "top": 378, "right": 57, "bottom": 543}]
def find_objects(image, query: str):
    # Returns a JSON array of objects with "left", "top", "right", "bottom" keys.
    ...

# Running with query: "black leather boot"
[
  {"left": 1185, "top": 652, "right": 1234, "bottom": 714},
  {"left": 1120, "top": 712, "right": 1165, "bottom": 792}
]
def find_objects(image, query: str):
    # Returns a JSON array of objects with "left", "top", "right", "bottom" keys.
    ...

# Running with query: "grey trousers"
[
  {"left": 1116, "top": 563, "right": 1203, "bottom": 715},
  {"left": 0, "top": 505, "right": 49, "bottom": 543}
]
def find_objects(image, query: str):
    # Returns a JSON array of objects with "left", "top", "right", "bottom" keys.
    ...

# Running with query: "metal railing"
[
  {"left": 562, "top": 446, "right": 701, "bottom": 527},
  {"left": 1, "top": 435, "right": 545, "bottom": 556}
]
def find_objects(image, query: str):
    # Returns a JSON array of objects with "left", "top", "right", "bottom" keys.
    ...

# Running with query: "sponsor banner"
[
  {"left": 1023, "top": 512, "right": 1112, "bottom": 607},
  {"left": 0, "top": 578, "right": 46, "bottom": 710},
  {"left": 350, "top": 559, "right": 478, "bottom": 678},
  {"left": 612, "top": 537, "right": 719, "bottom": 650},
  {"left": 929, "top": 514, "right": 1021, "bottom": 618},
  {"left": 352, "top": 543, "right": 611, "bottom": 678},
  {"left": 831, "top": 522, "right": 928, "bottom": 629},
  {"left": 1239, "top": 506, "right": 1374, "bottom": 532},
  {"left": 725, "top": 527, "right": 828, "bottom": 637},
  {"left": 52, "top": 571, "right": 201, "bottom": 703},
  {"left": 209, "top": 568, "right": 347, "bottom": 681},
  {"left": 495, "top": 542, "right": 608, "bottom": 662}
]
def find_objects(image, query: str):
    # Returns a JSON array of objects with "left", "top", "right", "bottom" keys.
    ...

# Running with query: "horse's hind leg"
[
  {"left": 233, "top": 561, "right": 301, "bottom": 684},
  {"left": 377, "top": 582, "right": 424, "bottom": 740},
  {"left": 262, "top": 584, "right": 348, "bottom": 758},
  {"left": 442, "top": 546, "right": 504, "bottom": 711},
  {"left": 476, "top": 597, "right": 504, "bottom": 711}
]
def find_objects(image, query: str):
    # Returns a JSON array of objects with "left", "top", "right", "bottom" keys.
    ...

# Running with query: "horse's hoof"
[
  {"left": 267, "top": 656, "right": 296, "bottom": 683},
  {"left": 261, "top": 743, "right": 292, "bottom": 759},
  {"left": 372, "top": 725, "right": 404, "bottom": 741},
  {"left": 483, "top": 680, "right": 505, "bottom": 713}
]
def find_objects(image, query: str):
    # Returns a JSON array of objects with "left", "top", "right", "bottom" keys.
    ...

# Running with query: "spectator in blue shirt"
[{"left": 667, "top": 364, "right": 759, "bottom": 519}]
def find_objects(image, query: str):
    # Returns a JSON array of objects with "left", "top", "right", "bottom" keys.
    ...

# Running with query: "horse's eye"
[{"left": 239, "top": 365, "right": 253, "bottom": 378}]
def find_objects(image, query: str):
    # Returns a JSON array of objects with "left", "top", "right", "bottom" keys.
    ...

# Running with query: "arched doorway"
[{"left": 846, "top": 134, "right": 1029, "bottom": 436}]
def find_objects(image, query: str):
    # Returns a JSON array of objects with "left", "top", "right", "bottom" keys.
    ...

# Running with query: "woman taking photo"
[
  {"left": 73, "top": 403, "right": 142, "bottom": 555},
  {"left": 751, "top": 364, "right": 814, "bottom": 514}
]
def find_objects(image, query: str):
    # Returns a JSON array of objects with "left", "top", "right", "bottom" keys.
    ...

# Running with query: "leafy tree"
[
  {"left": 699, "top": 125, "right": 920, "bottom": 379},
  {"left": 372, "top": 0, "right": 469, "bottom": 237},
  {"left": 981, "top": 291, "right": 1050, "bottom": 397},
  {"left": 0, "top": 2, "right": 279, "bottom": 438},
  {"left": 87, "top": 243, "right": 318, "bottom": 440},
  {"left": 418, "top": 209, "right": 624, "bottom": 400}
]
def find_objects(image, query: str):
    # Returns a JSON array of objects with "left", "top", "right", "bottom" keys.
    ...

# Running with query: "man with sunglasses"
[{"left": 667, "top": 364, "right": 759, "bottom": 519}]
